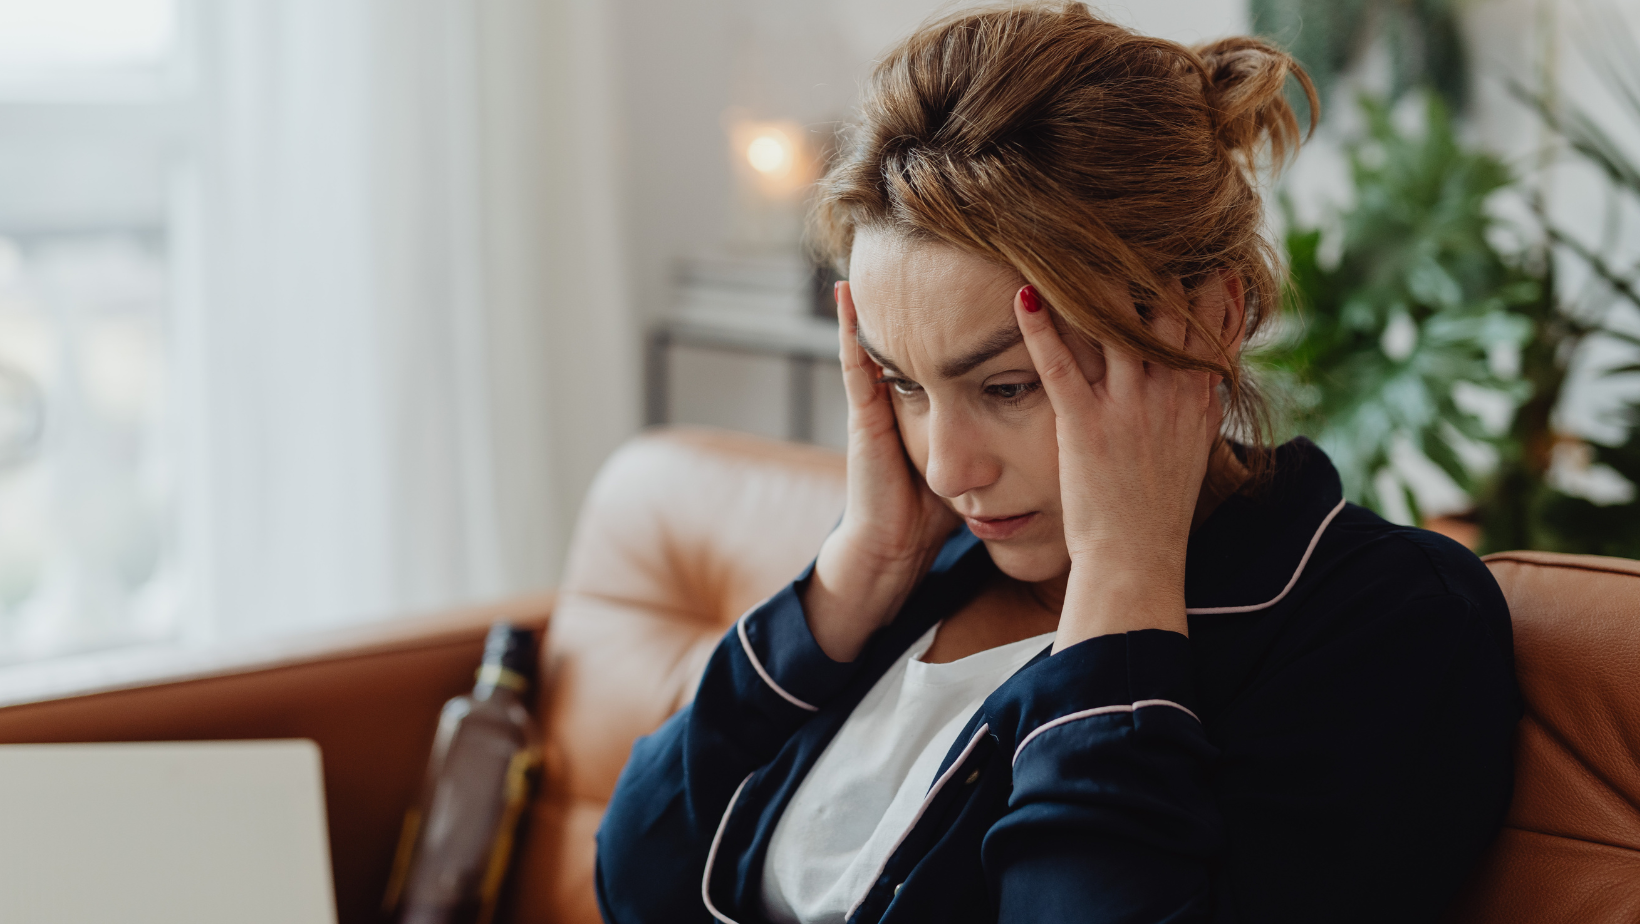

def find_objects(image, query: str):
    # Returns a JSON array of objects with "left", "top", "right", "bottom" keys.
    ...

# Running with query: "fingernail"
[
  {"left": 1020, "top": 285, "right": 1040, "bottom": 313},
  {"left": 834, "top": 281, "right": 843, "bottom": 302}
]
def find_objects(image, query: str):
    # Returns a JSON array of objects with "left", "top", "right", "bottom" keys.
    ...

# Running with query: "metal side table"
[{"left": 647, "top": 307, "right": 841, "bottom": 444}]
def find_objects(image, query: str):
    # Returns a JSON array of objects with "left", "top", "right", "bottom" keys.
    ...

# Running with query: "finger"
[
  {"left": 1013, "top": 285, "right": 1096, "bottom": 424},
  {"left": 1102, "top": 287, "right": 1149, "bottom": 400},
  {"left": 836, "top": 282, "right": 884, "bottom": 412},
  {"left": 1178, "top": 278, "right": 1237, "bottom": 405},
  {"left": 1061, "top": 319, "right": 1108, "bottom": 388},
  {"left": 1206, "top": 379, "right": 1226, "bottom": 433}
]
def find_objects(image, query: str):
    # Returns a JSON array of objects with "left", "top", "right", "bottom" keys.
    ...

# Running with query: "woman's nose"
[{"left": 922, "top": 409, "right": 1000, "bottom": 500}]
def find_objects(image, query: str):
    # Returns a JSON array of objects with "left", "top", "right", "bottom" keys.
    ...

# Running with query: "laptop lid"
[{"left": 0, "top": 739, "right": 338, "bottom": 924}]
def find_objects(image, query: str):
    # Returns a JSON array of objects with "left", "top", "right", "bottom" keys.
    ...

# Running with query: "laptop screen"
[{"left": 0, "top": 739, "right": 337, "bottom": 924}]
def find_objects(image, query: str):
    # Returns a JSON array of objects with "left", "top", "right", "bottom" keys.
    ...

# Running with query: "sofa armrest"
[{"left": 0, "top": 593, "right": 554, "bottom": 924}]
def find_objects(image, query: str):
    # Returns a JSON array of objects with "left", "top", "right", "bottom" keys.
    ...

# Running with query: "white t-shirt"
[{"left": 760, "top": 623, "right": 1055, "bottom": 924}]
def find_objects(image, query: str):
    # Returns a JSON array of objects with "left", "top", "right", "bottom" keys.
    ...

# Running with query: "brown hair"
[{"left": 811, "top": 2, "right": 1316, "bottom": 467}]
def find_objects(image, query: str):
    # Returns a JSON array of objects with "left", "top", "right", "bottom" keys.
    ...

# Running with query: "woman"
[{"left": 596, "top": 5, "right": 1519, "bottom": 923}]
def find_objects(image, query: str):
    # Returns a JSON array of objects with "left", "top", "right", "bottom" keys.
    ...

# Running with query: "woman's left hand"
[{"left": 1012, "top": 284, "right": 1223, "bottom": 650}]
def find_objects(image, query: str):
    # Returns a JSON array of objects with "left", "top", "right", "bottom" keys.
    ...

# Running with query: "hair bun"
[{"left": 1194, "top": 37, "right": 1317, "bottom": 167}]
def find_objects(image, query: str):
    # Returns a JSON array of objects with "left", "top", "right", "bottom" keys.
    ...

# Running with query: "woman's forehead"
[{"left": 849, "top": 229, "right": 1023, "bottom": 367}]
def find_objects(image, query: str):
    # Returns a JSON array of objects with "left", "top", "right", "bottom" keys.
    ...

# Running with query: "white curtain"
[{"left": 175, "top": 0, "right": 635, "bottom": 639}]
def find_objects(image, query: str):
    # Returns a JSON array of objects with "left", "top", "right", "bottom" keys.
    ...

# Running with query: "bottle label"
[
  {"left": 475, "top": 747, "right": 542, "bottom": 924},
  {"left": 474, "top": 665, "right": 529, "bottom": 694}
]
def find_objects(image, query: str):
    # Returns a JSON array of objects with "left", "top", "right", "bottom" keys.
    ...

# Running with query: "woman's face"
[{"left": 848, "top": 229, "right": 1106, "bottom": 584}]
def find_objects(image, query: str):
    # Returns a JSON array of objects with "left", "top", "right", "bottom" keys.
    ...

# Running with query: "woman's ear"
[{"left": 1188, "top": 271, "right": 1247, "bottom": 363}]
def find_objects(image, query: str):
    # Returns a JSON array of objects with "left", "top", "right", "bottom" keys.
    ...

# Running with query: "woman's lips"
[{"left": 963, "top": 512, "right": 1037, "bottom": 541}]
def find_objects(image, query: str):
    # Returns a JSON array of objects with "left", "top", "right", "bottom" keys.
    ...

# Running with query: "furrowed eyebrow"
[
  {"left": 855, "top": 328, "right": 903, "bottom": 374},
  {"left": 936, "top": 325, "right": 1024, "bottom": 379},
  {"left": 856, "top": 324, "right": 1027, "bottom": 380}
]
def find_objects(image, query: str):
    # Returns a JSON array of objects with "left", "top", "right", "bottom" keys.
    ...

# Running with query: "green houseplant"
[
  {"left": 1271, "top": 92, "right": 1640, "bottom": 556},
  {"left": 1266, "top": 95, "right": 1535, "bottom": 519},
  {"left": 1496, "top": 17, "right": 1640, "bottom": 557},
  {"left": 1250, "top": 0, "right": 1468, "bottom": 121}
]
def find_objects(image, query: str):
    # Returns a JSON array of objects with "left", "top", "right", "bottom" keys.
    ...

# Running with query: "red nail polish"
[{"left": 1020, "top": 285, "right": 1040, "bottom": 313}]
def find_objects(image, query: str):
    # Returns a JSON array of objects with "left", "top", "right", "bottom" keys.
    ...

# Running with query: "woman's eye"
[
  {"left": 886, "top": 378, "right": 923, "bottom": 396},
  {"left": 987, "top": 381, "right": 1041, "bottom": 403}
]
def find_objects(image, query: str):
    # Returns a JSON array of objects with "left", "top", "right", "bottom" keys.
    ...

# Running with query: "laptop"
[{"left": 0, "top": 739, "right": 338, "bottom": 924}]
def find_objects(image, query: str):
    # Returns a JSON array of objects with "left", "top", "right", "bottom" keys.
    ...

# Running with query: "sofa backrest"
[
  {"left": 512, "top": 428, "right": 846, "bottom": 924},
  {"left": 515, "top": 427, "right": 1640, "bottom": 924},
  {"left": 1447, "top": 551, "right": 1640, "bottom": 924}
]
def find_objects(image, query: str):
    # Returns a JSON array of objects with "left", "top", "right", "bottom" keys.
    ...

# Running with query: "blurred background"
[{"left": 0, "top": 0, "right": 1634, "bottom": 688}]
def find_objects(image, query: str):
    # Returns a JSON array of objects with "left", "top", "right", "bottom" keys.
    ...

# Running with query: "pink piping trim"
[
  {"left": 1184, "top": 497, "right": 1347, "bottom": 615},
  {"left": 844, "top": 723, "right": 991, "bottom": 921},
  {"left": 1012, "top": 700, "right": 1200, "bottom": 766},
  {"left": 738, "top": 615, "right": 819, "bottom": 712},
  {"left": 701, "top": 772, "right": 755, "bottom": 924}
]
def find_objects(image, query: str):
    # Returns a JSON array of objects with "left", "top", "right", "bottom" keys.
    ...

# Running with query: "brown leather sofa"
[{"left": 1, "top": 427, "right": 1636, "bottom": 923}]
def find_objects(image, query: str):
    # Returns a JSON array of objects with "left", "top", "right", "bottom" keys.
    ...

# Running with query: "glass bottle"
[{"left": 383, "top": 623, "right": 541, "bottom": 924}]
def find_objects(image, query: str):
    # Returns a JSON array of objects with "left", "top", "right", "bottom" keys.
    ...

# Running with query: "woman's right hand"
[{"left": 803, "top": 282, "right": 960, "bottom": 662}]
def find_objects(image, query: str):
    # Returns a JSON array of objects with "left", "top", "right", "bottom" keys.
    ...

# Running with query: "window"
[
  {"left": 0, "top": 0, "right": 600, "bottom": 682},
  {"left": 0, "top": 0, "right": 185, "bottom": 663}
]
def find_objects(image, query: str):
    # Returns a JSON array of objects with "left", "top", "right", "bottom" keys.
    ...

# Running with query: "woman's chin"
[{"left": 982, "top": 539, "right": 1070, "bottom": 584}]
